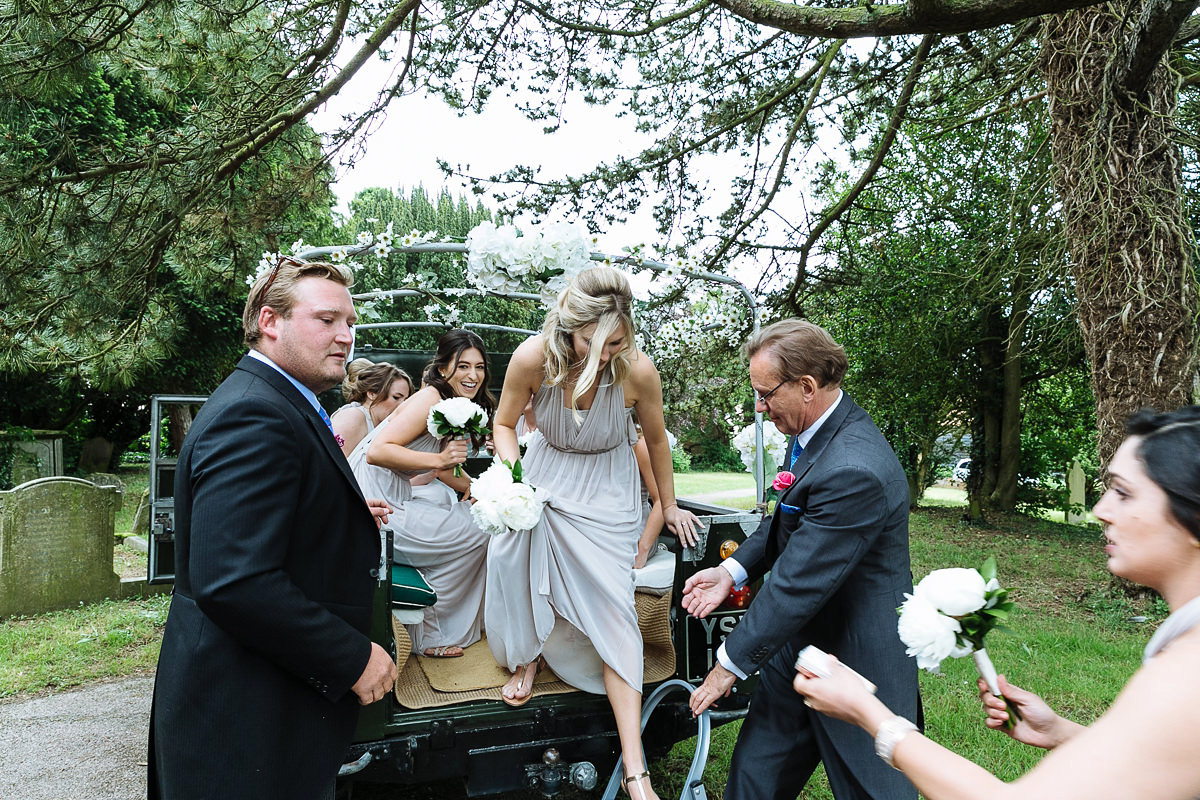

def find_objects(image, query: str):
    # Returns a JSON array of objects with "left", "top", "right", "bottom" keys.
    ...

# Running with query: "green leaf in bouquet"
[{"left": 979, "top": 555, "right": 998, "bottom": 583}]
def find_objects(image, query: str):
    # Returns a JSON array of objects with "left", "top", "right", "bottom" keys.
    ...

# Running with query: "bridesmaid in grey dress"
[
  {"left": 486, "top": 266, "right": 699, "bottom": 800},
  {"left": 353, "top": 330, "right": 495, "bottom": 658},
  {"left": 329, "top": 359, "right": 412, "bottom": 456},
  {"left": 794, "top": 405, "right": 1200, "bottom": 800}
]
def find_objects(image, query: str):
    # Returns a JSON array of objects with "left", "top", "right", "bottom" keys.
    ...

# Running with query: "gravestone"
[
  {"left": 131, "top": 489, "right": 151, "bottom": 537},
  {"left": 1066, "top": 459, "right": 1087, "bottom": 525},
  {"left": 0, "top": 477, "right": 121, "bottom": 618},
  {"left": 4, "top": 432, "right": 64, "bottom": 485}
]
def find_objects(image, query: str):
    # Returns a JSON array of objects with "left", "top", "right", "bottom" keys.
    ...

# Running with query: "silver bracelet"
[{"left": 874, "top": 715, "right": 918, "bottom": 769}]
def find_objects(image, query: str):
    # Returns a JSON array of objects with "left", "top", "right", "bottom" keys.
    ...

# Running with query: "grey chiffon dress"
[
  {"left": 485, "top": 375, "right": 644, "bottom": 694},
  {"left": 348, "top": 418, "right": 490, "bottom": 653}
]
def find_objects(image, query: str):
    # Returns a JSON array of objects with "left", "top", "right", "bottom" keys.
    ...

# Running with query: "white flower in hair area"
[{"left": 470, "top": 459, "right": 545, "bottom": 536}]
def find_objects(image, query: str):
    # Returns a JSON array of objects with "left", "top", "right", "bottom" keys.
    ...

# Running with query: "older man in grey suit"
[{"left": 684, "top": 319, "right": 919, "bottom": 800}]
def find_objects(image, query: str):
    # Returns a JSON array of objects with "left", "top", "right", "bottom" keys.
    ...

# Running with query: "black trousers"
[{"left": 723, "top": 645, "right": 918, "bottom": 800}]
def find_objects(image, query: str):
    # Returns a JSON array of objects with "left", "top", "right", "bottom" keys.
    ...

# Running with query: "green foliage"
[
  {"left": 670, "top": 443, "right": 692, "bottom": 474},
  {"left": 0, "top": 0, "right": 393, "bottom": 378},
  {"left": 682, "top": 420, "right": 744, "bottom": 472},
  {"left": 1017, "top": 367, "right": 1099, "bottom": 512}
]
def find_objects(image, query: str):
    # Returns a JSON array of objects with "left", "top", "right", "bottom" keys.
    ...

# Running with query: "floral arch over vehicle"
[{"left": 251, "top": 220, "right": 773, "bottom": 501}]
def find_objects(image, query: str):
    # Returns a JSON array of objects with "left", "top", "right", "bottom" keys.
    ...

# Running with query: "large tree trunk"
[
  {"left": 1043, "top": 4, "right": 1198, "bottom": 467},
  {"left": 990, "top": 278, "right": 1031, "bottom": 510}
]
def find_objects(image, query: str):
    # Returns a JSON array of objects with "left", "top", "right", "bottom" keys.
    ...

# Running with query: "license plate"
[{"left": 683, "top": 610, "right": 743, "bottom": 681}]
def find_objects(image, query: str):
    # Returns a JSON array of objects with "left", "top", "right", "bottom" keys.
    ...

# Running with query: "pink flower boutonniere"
[
  {"left": 772, "top": 471, "right": 796, "bottom": 491},
  {"left": 334, "top": 433, "right": 345, "bottom": 448}
]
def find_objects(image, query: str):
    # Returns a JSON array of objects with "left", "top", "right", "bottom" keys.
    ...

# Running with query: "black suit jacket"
[
  {"left": 725, "top": 394, "right": 919, "bottom": 790},
  {"left": 149, "top": 355, "right": 381, "bottom": 800}
]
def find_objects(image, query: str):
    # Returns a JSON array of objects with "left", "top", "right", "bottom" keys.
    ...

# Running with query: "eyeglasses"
[
  {"left": 755, "top": 378, "right": 791, "bottom": 406},
  {"left": 258, "top": 255, "right": 306, "bottom": 302}
]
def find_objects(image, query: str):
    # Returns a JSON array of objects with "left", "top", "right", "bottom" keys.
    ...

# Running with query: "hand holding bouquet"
[
  {"left": 897, "top": 556, "right": 1021, "bottom": 727},
  {"left": 469, "top": 458, "right": 544, "bottom": 536},
  {"left": 427, "top": 397, "right": 490, "bottom": 477}
]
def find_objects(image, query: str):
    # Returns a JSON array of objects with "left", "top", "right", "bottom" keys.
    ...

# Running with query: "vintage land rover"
[{"left": 147, "top": 251, "right": 768, "bottom": 798}]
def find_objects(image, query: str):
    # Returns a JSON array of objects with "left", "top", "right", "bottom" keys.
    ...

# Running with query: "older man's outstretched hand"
[{"left": 682, "top": 566, "right": 734, "bottom": 619}]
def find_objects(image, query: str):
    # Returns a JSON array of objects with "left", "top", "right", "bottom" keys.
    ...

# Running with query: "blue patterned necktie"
[
  {"left": 317, "top": 406, "right": 335, "bottom": 435},
  {"left": 789, "top": 441, "right": 803, "bottom": 471}
]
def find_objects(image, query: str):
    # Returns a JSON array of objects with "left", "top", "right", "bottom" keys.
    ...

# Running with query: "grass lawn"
[{"left": 5, "top": 470, "right": 1155, "bottom": 799}]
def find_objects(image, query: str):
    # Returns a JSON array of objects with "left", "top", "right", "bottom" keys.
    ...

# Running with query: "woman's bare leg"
[{"left": 602, "top": 663, "right": 660, "bottom": 800}]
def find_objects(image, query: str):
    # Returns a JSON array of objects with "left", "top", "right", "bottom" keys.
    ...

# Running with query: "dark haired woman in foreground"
[{"left": 794, "top": 405, "right": 1200, "bottom": 800}]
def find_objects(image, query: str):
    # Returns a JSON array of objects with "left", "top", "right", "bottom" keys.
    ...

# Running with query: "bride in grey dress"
[
  {"left": 352, "top": 330, "right": 495, "bottom": 658},
  {"left": 485, "top": 266, "right": 699, "bottom": 800}
]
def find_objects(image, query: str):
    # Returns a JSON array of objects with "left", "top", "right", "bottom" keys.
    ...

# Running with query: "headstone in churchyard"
[
  {"left": 131, "top": 489, "right": 151, "bottom": 537},
  {"left": 78, "top": 437, "right": 113, "bottom": 474},
  {"left": 5, "top": 433, "right": 64, "bottom": 485},
  {"left": 1066, "top": 459, "right": 1086, "bottom": 525},
  {"left": 0, "top": 476, "right": 121, "bottom": 618}
]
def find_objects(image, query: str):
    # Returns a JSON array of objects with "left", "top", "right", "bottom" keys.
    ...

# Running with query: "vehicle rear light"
[
  {"left": 721, "top": 585, "right": 753, "bottom": 609},
  {"left": 719, "top": 539, "right": 740, "bottom": 559}
]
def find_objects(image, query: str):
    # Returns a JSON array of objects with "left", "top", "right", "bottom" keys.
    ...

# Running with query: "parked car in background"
[{"left": 952, "top": 458, "right": 971, "bottom": 484}]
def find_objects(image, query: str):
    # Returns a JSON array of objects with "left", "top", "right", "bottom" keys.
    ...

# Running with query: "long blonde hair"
[{"left": 541, "top": 266, "right": 636, "bottom": 412}]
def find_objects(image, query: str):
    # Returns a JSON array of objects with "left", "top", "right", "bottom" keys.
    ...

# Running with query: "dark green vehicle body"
[{"left": 149, "top": 345, "right": 761, "bottom": 797}]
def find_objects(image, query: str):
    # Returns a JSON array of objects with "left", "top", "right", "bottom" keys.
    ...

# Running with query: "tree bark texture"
[{"left": 1042, "top": 2, "right": 1198, "bottom": 466}]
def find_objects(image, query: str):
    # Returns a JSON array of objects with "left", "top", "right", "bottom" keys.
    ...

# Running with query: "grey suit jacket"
[{"left": 725, "top": 394, "right": 918, "bottom": 716}]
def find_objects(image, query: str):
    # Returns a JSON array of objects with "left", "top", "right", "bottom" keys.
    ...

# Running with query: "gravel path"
[{"left": 0, "top": 676, "right": 153, "bottom": 800}]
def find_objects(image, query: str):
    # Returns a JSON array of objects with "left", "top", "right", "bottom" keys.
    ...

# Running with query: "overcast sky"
[{"left": 310, "top": 55, "right": 664, "bottom": 256}]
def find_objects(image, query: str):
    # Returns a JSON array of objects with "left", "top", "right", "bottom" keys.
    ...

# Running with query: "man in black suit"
[
  {"left": 683, "top": 319, "right": 918, "bottom": 800},
  {"left": 149, "top": 258, "right": 404, "bottom": 800}
]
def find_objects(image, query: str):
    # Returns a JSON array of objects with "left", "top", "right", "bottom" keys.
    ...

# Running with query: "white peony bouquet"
[
  {"left": 897, "top": 557, "right": 1021, "bottom": 727},
  {"left": 427, "top": 397, "right": 490, "bottom": 477},
  {"left": 469, "top": 459, "right": 544, "bottom": 536}
]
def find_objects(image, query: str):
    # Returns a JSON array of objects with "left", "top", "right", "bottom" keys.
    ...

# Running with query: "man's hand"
[
  {"left": 351, "top": 642, "right": 397, "bottom": 705},
  {"left": 681, "top": 566, "right": 734, "bottom": 619},
  {"left": 690, "top": 663, "right": 736, "bottom": 716},
  {"left": 365, "top": 498, "right": 391, "bottom": 530}
]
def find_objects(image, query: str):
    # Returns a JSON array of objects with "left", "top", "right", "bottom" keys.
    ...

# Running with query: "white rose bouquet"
[
  {"left": 469, "top": 459, "right": 544, "bottom": 536},
  {"left": 897, "top": 557, "right": 1021, "bottom": 728},
  {"left": 427, "top": 396, "right": 490, "bottom": 477}
]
